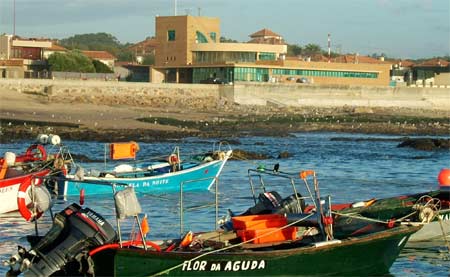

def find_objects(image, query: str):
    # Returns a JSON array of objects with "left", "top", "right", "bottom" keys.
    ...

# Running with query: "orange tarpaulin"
[{"left": 110, "top": 142, "right": 139, "bottom": 160}]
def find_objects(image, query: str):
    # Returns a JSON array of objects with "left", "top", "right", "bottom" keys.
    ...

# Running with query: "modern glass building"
[{"left": 151, "top": 15, "right": 390, "bottom": 86}]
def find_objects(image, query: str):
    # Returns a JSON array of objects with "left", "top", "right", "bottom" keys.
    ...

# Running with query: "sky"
[{"left": 0, "top": 0, "right": 448, "bottom": 59}]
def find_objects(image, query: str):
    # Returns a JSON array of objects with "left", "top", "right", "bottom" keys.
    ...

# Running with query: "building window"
[
  {"left": 258, "top": 52, "right": 276, "bottom": 61},
  {"left": 168, "top": 30, "right": 176, "bottom": 41},
  {"left": 272, "top": 68, "right": 378, "bottom": 79},
  {"left": 210, "top": 32, "right": 217, "bottom": 42},
  {"left": 196, "top": 31, "right": 208, "bottom": 43}
]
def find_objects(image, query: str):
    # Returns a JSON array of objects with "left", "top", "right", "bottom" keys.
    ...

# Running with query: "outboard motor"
[
  {"left": 241, "top": 191, "right": 305, "bottom": 216},
  {"left": 6, "top": 203, "right": 117, "bottom": 276}
]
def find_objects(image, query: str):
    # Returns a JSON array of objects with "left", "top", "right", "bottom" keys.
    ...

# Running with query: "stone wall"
[
  {"left": 0, "top": 79, "right": 222, "bottom": 110},
  {"left": 230, "top": 82, "right": 450, "bottom": 110},
  {"left": 1, "top": 79, "right": 449, "bottom": 112}
]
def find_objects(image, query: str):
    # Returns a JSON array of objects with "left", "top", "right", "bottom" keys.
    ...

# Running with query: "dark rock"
[
  {"left": 277, "top": 151, "right": 292, "bottom": 159},
  {"left": 230, "top": 149, "right": 270, "bottom": 160},
  {"left": 397, "top": 138, "right": 450, "bottom": 151}
]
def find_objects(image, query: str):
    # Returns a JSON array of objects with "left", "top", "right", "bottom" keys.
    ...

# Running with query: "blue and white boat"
[{"left": 63, "top": 143, "right": 232, "bottom": 196}]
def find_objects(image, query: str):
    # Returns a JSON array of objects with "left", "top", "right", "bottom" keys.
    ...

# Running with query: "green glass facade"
[
  {"left": 193, "top": 67, "right": 233, "bottom": 83},
  {"left": 272, "top": 68, "right": 378, "bottom": 78},
  {"left": 210, "top": 32, "right": 217, "bottom": 42},
  {"left": 196, "top": 31, "right": 208, "bottom": 43},
  {"left": 258, "top": 52, "right": 277, "bottom": 61},
  {"left": 233, "top": 67, "right": 269, "bottom": 82},
  {"left": 193, "top": 51, "right": 257, "bottom": 64}
]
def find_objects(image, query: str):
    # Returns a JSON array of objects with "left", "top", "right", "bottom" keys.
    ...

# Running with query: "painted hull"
[
  {"left": 334, "top": 190, "right": 450, "bottom": 243},
  {"left": 409, "top": 210, "right": 450, "bottom": 242},
  {"left": 64, "top": 153, "right": 231, "bottom": 196},
  {"left": 92, "top": 226, "right": 420, "bottom": 276},
  {"left": 0, "top": 169, "right": 51, "bottom": 214}
]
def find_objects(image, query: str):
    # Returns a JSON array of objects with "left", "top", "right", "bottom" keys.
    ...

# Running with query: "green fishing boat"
[
  {"left": 90, "top": 225, "right": 419, "bottom": 276},
  {"left": 4, "top": 169, "right": 422, "bottom": 276}
]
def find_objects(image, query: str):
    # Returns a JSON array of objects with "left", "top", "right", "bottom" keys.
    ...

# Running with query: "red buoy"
[{"left": 437, "top": 168, "right": 450, "bottom": 190}]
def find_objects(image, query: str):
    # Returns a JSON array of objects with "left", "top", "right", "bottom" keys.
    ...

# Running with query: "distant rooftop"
[{"left": 82, "top": 50, "right": 116, "bottom": 60}]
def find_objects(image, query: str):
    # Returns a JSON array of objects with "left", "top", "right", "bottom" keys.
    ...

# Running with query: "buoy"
[
  {"left": 4, "top": 152, "right": 16, "bottom": 166},
  {"left": 36, "top": 134, "right": 49, "bottom": 144},
  {"left": 48, "top": 134, "right": 61, "bottom": 145},
  {"left": 438, "top": 168, "right": 450, "bottom": 191}
]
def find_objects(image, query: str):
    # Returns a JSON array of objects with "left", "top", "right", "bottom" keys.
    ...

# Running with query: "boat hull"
[
  {"left": 64, "top": 157, "right": 229, "bottom": 196},
  {"left": 409, "top": 209, "right": 450, "bottom": 242},
  {"left": 92, "top": 226, "right": 419, "bottom": 276},
  {"left": 0, "top": 169, "right": 51, "bottom": 214},
  {"left": 334, "top": 190, "right": 450, "bottom": 243}
]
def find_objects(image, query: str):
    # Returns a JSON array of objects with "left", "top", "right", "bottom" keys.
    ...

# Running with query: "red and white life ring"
[
  {"left": 25, "top": 144, "right": 47, "bottom": 162},
  {"left": 17, "top": 176, "right": 44, "bottom": 222},
  {"left": 168, "top": 154, "right": 179, "bottom": 165}
]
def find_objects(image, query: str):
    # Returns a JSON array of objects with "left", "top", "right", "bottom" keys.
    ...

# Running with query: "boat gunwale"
[{"left": 111, "top": 225, "right": 421, "bottom": 258}]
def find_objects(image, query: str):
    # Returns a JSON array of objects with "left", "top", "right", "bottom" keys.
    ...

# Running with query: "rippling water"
[{"left": 1, "top": 132, "right": 449, "bottom": 276}]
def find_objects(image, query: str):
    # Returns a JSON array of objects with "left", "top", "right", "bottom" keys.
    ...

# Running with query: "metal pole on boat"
[
  {"left": 215, "top": 177, "right": 218, "bottom": 230},
  {"left": 180, "top": 180, "right": 184, "bottom": 236}
]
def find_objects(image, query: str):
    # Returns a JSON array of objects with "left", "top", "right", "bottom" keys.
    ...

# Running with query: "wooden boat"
[
  {"left": 4, "top": 170, "right": 422, "bottom": 276},
  {"left": 63, "top": 142, "right": 233, "bottom": 196},
  {"left": 0, "top": 135, "right": 69, "bottom": 220}
]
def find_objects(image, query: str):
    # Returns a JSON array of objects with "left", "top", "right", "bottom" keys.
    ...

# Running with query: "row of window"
[
  {"left": 258, "top": 52, "right": 276, "bottom": 61},
  {"left": 193, "top": 51, "right": 257, "bottom": 63},
  {"left": 272, "top": 68, "right": 378, "bottom": 78},
  {"left": 234, "top": 67, "right": 269, "bottom": 82},
  {"left": 192, "top": 67, "right": 380, "bottom": 83}
]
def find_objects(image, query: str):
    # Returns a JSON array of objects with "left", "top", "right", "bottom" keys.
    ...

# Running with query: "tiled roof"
[
  {"left": 248, "top": 37, "right": 285, "bottom": 45},
  {"left": 82, "top": 50, "right": 116, "bottom": 60},
  {"left": 45, "top": 43, "right": 67, "bottom": 51},
  {"left": 249, "top": 28, "right": 282, "bottom": 38},
  {"left": 127, "top": 38, "right": 158, "bottom": 53},
  {"left": 414, "top": 58, "right": 449, "bottom": 67}
]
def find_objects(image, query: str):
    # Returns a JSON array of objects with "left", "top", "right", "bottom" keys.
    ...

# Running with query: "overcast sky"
[{"left": 0, "top": 0, "right": 448, "bottom": 59}]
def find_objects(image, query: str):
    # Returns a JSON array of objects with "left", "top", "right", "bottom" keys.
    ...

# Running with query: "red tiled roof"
[
  {"left": 127, "top": 38, "right": 158, "bottom": 53},
  {"left": 82, "top": 50, "right": 116, "bottom": 60},
  {"left": 248, "top": 37, "right": 285, "bottom": 45},
  {"left": 249, "top": 28, "right": 282, "bottom": 38},
  {"left": 45, "top": 43, "right": 67, "bottom": 51},
  {"left": 414, "top": 58, "right": 449, "bottom": 67}
]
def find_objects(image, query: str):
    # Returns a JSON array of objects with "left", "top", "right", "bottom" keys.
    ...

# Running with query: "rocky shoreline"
[{"left": 1, "top": 86, "right": 449, "bottom": 145}]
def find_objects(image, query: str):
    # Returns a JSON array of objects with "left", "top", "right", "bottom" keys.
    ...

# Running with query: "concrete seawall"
[
  {"left": 1, "top": 79, "right": 449, "bottom": 111},
  {"left": 228, "top": 82, "right": 450, "bottom": 111}
]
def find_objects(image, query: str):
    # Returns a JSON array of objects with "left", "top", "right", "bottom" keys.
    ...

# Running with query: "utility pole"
[
  {"left": 174, "top": 0, "right": 177, "bottom": 16},
  {"left": 13, "top": 0, "right": 16, "bottom": 36},
  {"left": 327, "top": 33, "right": 331, "bottom": 63}
]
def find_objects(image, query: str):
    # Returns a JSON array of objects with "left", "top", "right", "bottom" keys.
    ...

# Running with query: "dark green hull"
[{"left": 93, "top": 225, "right": 420, "bottom": 276}]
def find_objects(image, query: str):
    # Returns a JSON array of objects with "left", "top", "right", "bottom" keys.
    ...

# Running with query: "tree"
[
  {"left": 142, "top": 53, "right": 155, "bottom": 65},
  {"left": 60, "top": 33, "right": 122, "bottom": 52},
  {"left": 287, "top": 44, "right": 303, "bottom": 56},
  {"left": 48, "top": 51, "right": 95, "bottom": 73},
  {"left": 92, "top": 60, "right": 113, "bottom": 73},
  {"left": 303, "top": 44, "right": 322, "bottom": 56},
  {"left": 220, "top": 36, "right": 239, "bottom": 43}
]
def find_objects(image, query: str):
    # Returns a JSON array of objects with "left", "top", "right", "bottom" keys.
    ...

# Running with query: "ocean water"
[{"left": 0, "top": 132, "right": 449, "bottom": 276}]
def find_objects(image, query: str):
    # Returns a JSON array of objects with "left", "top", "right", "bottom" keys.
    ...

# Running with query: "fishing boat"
[
  {"left": 330, "top": 168, "right": 450, "bottom": 242},
  {"left": 4, "top": 170, "right": 421, "bottom": 276},
  {"left": 0, "top": 134, "right": 69, "bottom": 221},
  {"left": 62, "top": 142, "right": 233, "bottom": 196},
  {"left": 233, "top": 166, "right": 449, "bottom": 243}
]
